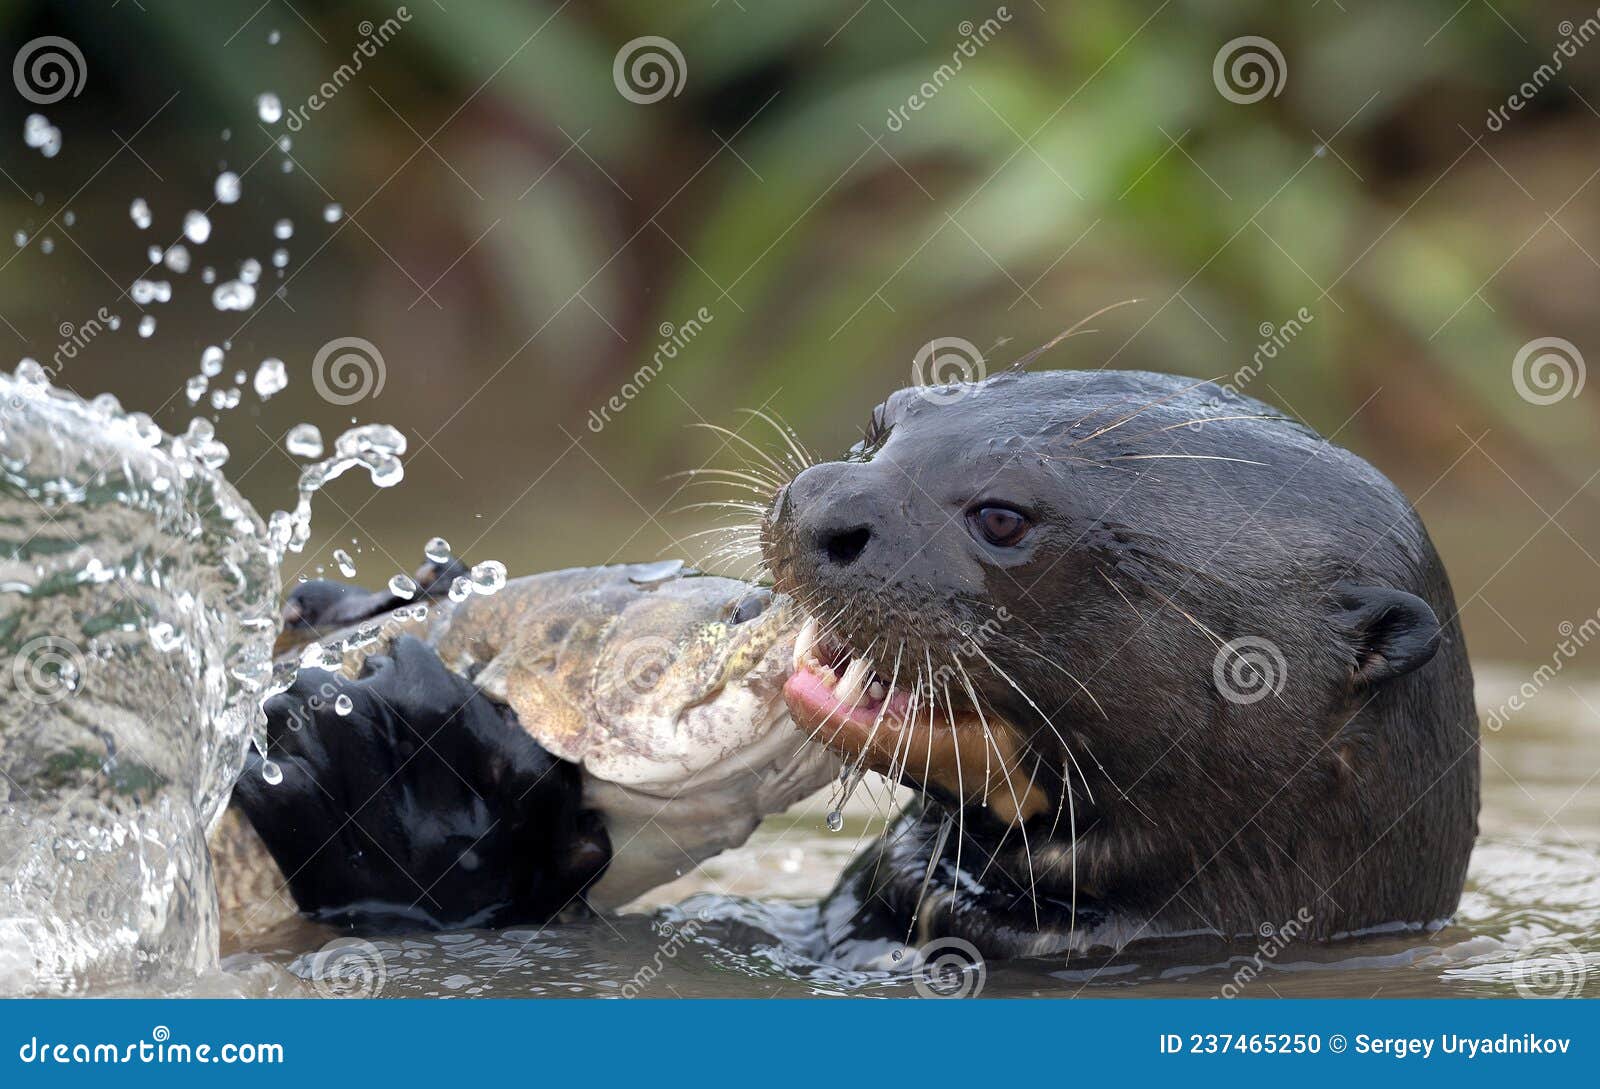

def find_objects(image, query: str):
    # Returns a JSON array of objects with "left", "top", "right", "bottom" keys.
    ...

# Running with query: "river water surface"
[{"left": 206, "top": 668, "right": 1599, "bottom": 999}]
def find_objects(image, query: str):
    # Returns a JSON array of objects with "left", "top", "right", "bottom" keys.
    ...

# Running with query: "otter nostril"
[{"left": 820, "top": 525, "right": 872, "bottom": 566}]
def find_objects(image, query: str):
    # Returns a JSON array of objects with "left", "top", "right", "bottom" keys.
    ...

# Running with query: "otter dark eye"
[
  {"left": 730, "top": 591, "right": 770, "bottom": 624},
  {"left": 969, "top": 505, "right": 1031, "bottom": 548}
]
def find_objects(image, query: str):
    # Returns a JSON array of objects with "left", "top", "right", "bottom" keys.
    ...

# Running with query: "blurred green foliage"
[{"left": 1, "top": 0, "right": 1596, "bottom": 660}]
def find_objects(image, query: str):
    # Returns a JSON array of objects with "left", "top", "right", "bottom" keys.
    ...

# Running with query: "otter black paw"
[{"left": 233, "top": 635, "right": 609, "bottom": 932}]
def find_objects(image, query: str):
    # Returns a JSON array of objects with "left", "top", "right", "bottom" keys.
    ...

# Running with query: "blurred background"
[{"left": 1, "top": 0, "right": 1596, "bottom": 668}]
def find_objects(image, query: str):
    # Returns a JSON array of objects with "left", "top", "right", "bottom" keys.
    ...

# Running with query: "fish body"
[{"left": 253, "top": 563, "right": 838, "bottom": 910}]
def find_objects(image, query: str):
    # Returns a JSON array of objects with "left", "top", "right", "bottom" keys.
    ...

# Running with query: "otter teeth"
[
  {"left": 835, "top": 658, "right": 871, "bottom": 704},
  {"left": 792, "top": 616, "right": 819, "bottom": 671}
]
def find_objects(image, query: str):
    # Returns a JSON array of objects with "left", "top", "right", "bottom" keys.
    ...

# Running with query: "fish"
[{"left": 220, "top": 562, "right": 840, "bottom": 921}]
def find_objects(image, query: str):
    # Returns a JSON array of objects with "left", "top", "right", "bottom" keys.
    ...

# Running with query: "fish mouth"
[{"left": 781, "top": 615, "right": 1048, "bottom": 825}]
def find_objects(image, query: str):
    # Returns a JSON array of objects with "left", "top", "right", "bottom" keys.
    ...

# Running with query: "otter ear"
[{"left": 1332, "top": 585, "right": 1441, "bottom": 686}]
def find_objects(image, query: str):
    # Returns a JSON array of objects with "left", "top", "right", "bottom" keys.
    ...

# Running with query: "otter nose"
[
  {"left": 817, "top": 523, "right": 873, "bottom": 567},
  {"left": 782, "top": 463, "right": 882, "bottom": 570}
]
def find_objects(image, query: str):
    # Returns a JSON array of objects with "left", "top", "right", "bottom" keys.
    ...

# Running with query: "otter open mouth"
[{"left": 782, "top": 616, "right": 1048, "bottom": 825}]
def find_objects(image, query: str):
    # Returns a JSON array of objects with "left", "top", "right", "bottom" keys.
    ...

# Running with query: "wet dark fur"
[
  {"left": 234, "top": 636, "right": 609, "bottom": 932},
  {"left": 766, "top": 369, "right": 1478, "bottom": 955},
  {"left": 237, "top": 369, "right": 1477, "bottom": 961}
]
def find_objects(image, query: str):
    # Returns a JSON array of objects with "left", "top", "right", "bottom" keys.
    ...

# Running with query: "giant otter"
[
  {"left": 768, "top": 368, "right": 1477, "bottom": 956},
  {"left": 235, "top": 368, "right": 1477, "bottom": 962}
]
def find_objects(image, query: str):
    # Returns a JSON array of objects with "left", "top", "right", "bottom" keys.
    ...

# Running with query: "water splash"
[{"left": 0, "top": 367, "right": 280, "bottom": 994}]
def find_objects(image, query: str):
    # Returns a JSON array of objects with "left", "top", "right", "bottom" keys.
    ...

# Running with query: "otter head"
[{"left": 763, "top": 368, "right": 1476, "bottom": 940}]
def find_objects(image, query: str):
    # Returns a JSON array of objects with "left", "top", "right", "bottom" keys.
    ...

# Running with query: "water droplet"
[
  {"left": 23, "top": 113, "right": 50, "bottom": 147},
  {"left": 890, "top": 948, "right": 904, "bottom": 962},
  {"left": 185, "top": 375, "right": 208, "bottom": 403},
  {"left": 256, "top": 92, "right": 283, "bottom": 124},
  {"left": 334, "top": 694, "right": 353, "bottom": 716},
  {"left": 272, "top": 247, "right": 289, "bottom": 269},
  {"left": 211, "top": 280, "right": 256, "bottom": 311},
  {"left": 137, "top": 315, "right": 156, "bottom": 338},
  {"left": 129, "top": 198, "right": 152, "bottom": 230},
  {"left": 285, "top": 423, "right": 323, "bottom": 458},
  {"left": 826, "top": 810, "right": 844, "bottom": 832},
  {"left": 239, "top": 257, "right": 262, "bottom": 285},
  {"left": 424, "top": 537, "right": 451, "bottom": 564},
  {"left": 199, "top": 345, "right": 224, "bottom": 376},
  {"left": 267, "top": 29, "right": 281, "bottom": 45},
  {"left": 388, "top": 573, "right": 417, "bottom": 600},
  {"left": 163, "top": 244, "right": 190, "bottom": 273},
  {"left": 214, "top": 171, "right": 241, "bottom": 204},
  {"left": 13, "top": 230, "right": 26, "bottom": 247},
  {"left": 273, "top": 218, "right": 293, "bottom": 240},
  {"left": 323, "top": 202, "right": 343, "bottom": 223},
  {"left": 253, "top": 357, "right": 287, "bottom": 399},
  {"left": 470, "top": 560, "right": 507, "bottom": 595},
  {"left": 261, "top": 760, "right": 283, "bottom": 785},
  {"left": 183, "top": 210, "right": 211, "bottom": 244},
  {"left": 333, "top": 548, "right": 356, "bottom": 578},
  {"left": 23, "top": 114, "right": 61, "bottom": 157},
  {"left": 39, "top": 237, "right": 53, "bottom": 254}
]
